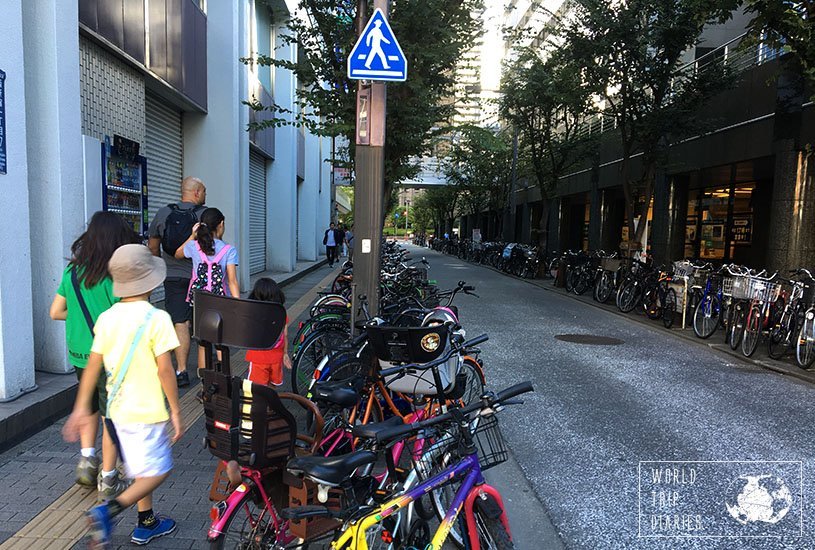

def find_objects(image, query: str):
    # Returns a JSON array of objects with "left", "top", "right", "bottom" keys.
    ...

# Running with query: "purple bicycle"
[{"left": 282, "top": 379, "right": 533, "bottom": 549}]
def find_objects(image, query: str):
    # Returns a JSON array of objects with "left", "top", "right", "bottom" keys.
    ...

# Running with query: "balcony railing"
[{"left": 575, "top": 32, "right": 780, "bottom": 139}]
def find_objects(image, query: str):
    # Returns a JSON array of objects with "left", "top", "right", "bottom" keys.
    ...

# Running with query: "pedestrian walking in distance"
[
  {"left": 63, "top": 244, "right": 184, "bottom": 548},
  {"left": 147, "top": 176, "right": 207, "bottom": 388},
  {"left": 50, "top": 211, "right": 140, "bottom": 500},
  {"left": 174, "top": 207, "right": 239, "bottom": 373},
  {"left": 323, "top": 222, "right": 342, "bottom": 267}
]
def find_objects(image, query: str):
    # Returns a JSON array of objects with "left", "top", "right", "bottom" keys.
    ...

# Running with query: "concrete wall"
[
  {"left": 23, "top": 0, "right": 85, "bottom": 375},
  {"left": 182, "top": 0, "right": 251, "bottom": 291},
  {"left": 268, "top": 19, "right": 298, "bottom": 272},
  {"left": 0, "top": 0, "right": 36, "bottom": 399}
]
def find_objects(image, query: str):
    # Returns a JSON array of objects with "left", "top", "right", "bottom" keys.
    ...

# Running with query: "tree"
[
  {"left": 499, "top": 47, "right": 594, "bottom": 252},
  {"left": 413, "top": 185, "right": 459, "bottom": 235},
  {"left": 248, "top": 0, "right": 483, "bottom": 199},
  {"left": 745, "top": 0, "right": 815, "bottom": 96},
  {"left": 442, "top": 126, "right": 514, "bottom": 236},
  {"left": 563, "top": 0, "right": 738, "bottom": 250}
]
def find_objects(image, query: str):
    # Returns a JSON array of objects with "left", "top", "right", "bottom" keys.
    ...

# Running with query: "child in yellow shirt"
[{"left": 63, "top": 244, "right": 183, "bottom": 547}]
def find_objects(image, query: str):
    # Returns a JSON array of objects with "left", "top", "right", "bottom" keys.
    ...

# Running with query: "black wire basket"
[{"left": 473, "top": 414, "right": 508, "bottom": 471}]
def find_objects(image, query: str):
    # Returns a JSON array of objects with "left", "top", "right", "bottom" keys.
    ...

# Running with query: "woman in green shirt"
[{"left": 50, "top": 211, "right": 140, "bottom": 497}]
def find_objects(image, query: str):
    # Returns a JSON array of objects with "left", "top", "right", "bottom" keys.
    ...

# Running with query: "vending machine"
[{"left": 101, "top": 135, "right": 149, "bottom": 238}]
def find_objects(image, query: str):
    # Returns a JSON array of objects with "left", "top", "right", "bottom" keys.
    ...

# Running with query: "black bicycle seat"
[
  {"left": 312, "top": 380, "right": 360, "bottom": 408},
  {"left": 287, "top": 450, "right": 377, "bottom": 486},
  {"left": 351, "top": 416, "right": 403, "bottom": 440}
]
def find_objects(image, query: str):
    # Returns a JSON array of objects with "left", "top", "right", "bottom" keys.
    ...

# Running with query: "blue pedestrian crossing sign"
[{"left": 347, "top": 9, "right": 407, "bottom": 82}]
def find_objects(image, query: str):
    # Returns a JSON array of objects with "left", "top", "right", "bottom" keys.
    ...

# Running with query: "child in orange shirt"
[{"left": 245, "top": 278, "right": 291, "bottom": 386}]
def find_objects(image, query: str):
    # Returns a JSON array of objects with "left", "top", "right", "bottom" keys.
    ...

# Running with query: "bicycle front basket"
[{"left": 473, "top": 414, "right": 509, "bottom": 471}]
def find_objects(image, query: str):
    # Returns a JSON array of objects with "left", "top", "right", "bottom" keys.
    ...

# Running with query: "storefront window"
[{"left": 684, "top": 182, "right": 755, "bottom": 262}]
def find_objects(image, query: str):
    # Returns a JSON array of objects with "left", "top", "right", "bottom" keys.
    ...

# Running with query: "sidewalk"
[
  {"left": 0, "top": 263, "right": 338, "bottom": 549},
  {"left": 0, "top": 257, "right": 327, "bottom": 453}
]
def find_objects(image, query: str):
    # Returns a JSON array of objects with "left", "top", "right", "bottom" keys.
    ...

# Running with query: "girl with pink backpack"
[{"left": 174, "top": 207, "right": 239, "bottom": 369}]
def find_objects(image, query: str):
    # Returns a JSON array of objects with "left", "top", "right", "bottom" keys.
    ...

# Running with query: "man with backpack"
[{"left": 147, "top": 176, "right": 207, "bottom": 387}]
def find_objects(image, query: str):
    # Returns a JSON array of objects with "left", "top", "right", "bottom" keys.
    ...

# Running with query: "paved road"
[{"left": 414, "top": 244, "right": 815, "bottom": 549}]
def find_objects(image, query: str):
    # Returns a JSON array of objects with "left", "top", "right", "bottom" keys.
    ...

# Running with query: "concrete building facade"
[
  {"left": 450, "top": 5, "right": 815, "bottom": 277},
  {"left": 0, "top": 0, "right": 331, "bottom": 401}
]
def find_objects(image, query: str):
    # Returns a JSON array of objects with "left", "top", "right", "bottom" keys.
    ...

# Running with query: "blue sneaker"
[
  {"left": 130, "top": 515, "right": 176, "bottom": 545},
  {"left": 86, "top": 504, "right": 113, "bottom": 549}
]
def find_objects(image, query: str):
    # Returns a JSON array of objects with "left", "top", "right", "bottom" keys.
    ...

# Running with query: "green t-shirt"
[{"left": 56, "top": 266, "right": 118, "bottom": 368}]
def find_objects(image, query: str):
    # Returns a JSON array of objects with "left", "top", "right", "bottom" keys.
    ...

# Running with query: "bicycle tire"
[
  {"left": 596, "top": 272, "right": 614, "bottom": 303},
  {"left": 565, "top": 268, "right": 577, "bottom": 293},
  {"left": 574, "top": 271, "right": 591, "bottom": 295},
  {"left": 617, "top": 283, "right": 639, "bottom": 313},
  {"left": 728, "top": 304, "right": 745, "bottom": 350},
  {"left": 768, "top": 311, "right": 795, "bottom": 360},
  {"left": 693, "top": 295, "right": 720, "bottom": 339},
  {"left": 796, "top": 316, "right": 815, "bottom": 368},
  {"left": 468, "top": 507, "right": 515, "bottom": 550},
  {"left": 547, "top": 258, "right": 560, "bottom": 279},
  {"left": 742, "top": 306, "right": 762, "bottom": 357},
  {"left": 292, "top": 326, "right": 350, "bottom": 395},
  {"left": 662, "top": 288, "right": 677, "bottom": 329},
  {"left": 209, "top": 487, "right": 276, "bottom": 550},
  {"left": 457, "top": 358, "right": 486, "bottom": 406},
  {"left": 644, "top": 288, "right": 661, "bottom": 320}
]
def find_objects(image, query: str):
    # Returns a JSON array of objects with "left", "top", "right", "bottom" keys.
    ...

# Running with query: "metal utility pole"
[
  {"left": 504, "top": 125, "right": 519, "bottom": 241},
  {"left": 352, "top": 0, "right": 388, "bottom": 318},
  {"left": 405, "top": 199, "right": 409, "bottom": 238}
]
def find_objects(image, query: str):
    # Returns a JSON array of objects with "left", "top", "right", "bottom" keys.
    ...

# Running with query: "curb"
[
  {"left": 0, "top": 381, "right": 77, "bottom": 453},
  {"left": 277, "top": 259, "right": 330, "bottom": 288}
]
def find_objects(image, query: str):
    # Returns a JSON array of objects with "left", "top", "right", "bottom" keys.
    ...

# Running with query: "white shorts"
[{"left": 114, "top": 421, "right": 173, "bottom": 478}]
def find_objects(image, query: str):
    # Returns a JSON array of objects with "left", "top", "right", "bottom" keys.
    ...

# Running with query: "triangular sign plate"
[{"left": 347, "top": 8, "right": 407, "bottom": 82}]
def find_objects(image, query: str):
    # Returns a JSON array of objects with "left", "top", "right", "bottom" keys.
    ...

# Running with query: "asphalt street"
[{"left": 412, "top": 244, "right": 815, "bottom": 550}]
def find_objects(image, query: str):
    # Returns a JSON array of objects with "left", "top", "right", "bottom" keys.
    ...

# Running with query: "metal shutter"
[
  {"left": 145, "top": 92, "right": 183, "bottom": 302},
  {"left": 249, "top": 150, "right": 267, "bottom": 275}
]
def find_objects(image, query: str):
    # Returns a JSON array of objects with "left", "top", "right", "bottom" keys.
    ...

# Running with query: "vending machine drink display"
[{"left": 101, "top": 135, "right": 148, "bottom": 237}]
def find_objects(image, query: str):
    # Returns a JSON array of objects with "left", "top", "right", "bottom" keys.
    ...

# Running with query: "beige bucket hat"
[{"left": 109, "top": 244, "right": 167, "bottom": 298}]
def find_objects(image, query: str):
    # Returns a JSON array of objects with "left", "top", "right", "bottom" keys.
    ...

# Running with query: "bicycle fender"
[{"left": 463, "top": 484, "right": 512, "bottom": 549}]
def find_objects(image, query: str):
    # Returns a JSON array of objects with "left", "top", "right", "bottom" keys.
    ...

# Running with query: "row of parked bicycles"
[
  {"left": 428, "top": 237, "right": 541, "bottom": 280},
  {"left": 548, "top": 249, "right": 815, "bottom": 368},
  {"left": 198, "top": 241, "right": 528, "bottom": 549}
]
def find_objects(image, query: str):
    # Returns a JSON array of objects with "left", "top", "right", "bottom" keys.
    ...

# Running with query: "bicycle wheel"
[
  {"left": 468, "top": 508, "right": 514, "bottom": 550},
  {"left": 742, "top": 306, "right": 762, "bottom": 357},
  {"left": 574, "top": 272, "right": 591, "bottom": 295},
  {"left": 728, "top": 304, "right": 745, "bottom": 350},
  {"left": 768, "top": 311, "right": 795, "bottom": 359},
  {"left": 644, "top": 288, "right": 661, "bottom": 320},
  {"left": 796, "top": 315, "right": 815, "bottom": 368},
  {"left": 662, "top": 288, "right": 677, "bottom": 329},
  {"left": 547, "top": 258, "right": 560, "bottom": 279},
  {"left": 617, "top": 283, "right": 640, "bottom": 313},
  {"left": 209, "top": 487, "right": 277, "bottom": 550},
  {"left": 565, "top": 268, "right": 577, "bottom": 293},
  {"left": 596, "top": 272, "right": 614, "bottom": 303},
  {"left": 292, "top": 326, "right": 350, "bottom": 395},
  {"left": 693, "top": 295, "right": 720, "bottom": 339},
  {"left": 456, "top": 358, "right": 486, "bottom": 406}
]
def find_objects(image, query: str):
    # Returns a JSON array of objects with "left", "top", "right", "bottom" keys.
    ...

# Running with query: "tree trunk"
[
  {"left": 536, "top": 202, "right": 551, "bottom": 277},
  {"left": 632, "top": 161, "right": 656, "bottom": 248}
]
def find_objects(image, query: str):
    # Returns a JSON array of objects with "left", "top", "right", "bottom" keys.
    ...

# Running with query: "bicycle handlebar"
[{"left": 375, "top": 382, "right": 535, "bottom": 443}]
